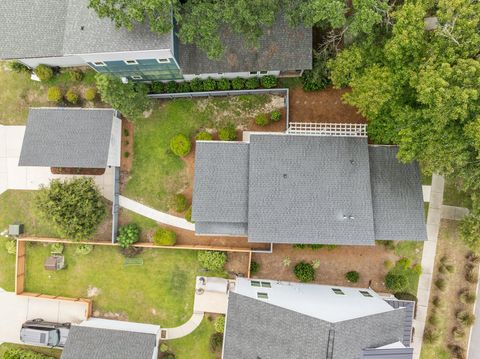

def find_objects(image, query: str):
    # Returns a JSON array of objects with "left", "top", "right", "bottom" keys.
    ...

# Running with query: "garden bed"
[{"left": 51, "top": 167, "right": 105, "bottom": 175}]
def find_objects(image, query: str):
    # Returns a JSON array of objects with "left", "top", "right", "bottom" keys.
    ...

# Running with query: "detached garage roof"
[{"left": 19, "top": 108, "right": 120, "bottom": 168}]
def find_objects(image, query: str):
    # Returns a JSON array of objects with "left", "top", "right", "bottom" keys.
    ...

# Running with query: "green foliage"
[
  {"left": 163, "top": 353, "right": 175, "bottom": 359},
  {"left": 8, "top": 61, "right": 30, "bottom": 73},
  {"left": 203, "top": 78, "right": 217, "bottom": 91},
  {"left": 434, "top": 278, "right": 446, "bottom": 291},
  {"left": 66, "top": 69, "right": 83, "bottom": 82},
  {"left": 216, "top": 78, "right": 231, "bottom": 91},
  {"left": 376, "top": 240, "right": 396, "bottom": 250},
  {"left": 345, "top": 271, "right": 359, "bottom": 283},
  {"left": 50, "top": 243, "right": 64, "bottom": 254},
  {"left": 169, "top": 134, "right": 191, "bottom": 157},
  {"left": 36, "top": 178, "right": 106, "bottom": 241},
  {"left": 432, "top": 296, "right": 443, "bottom": 308},
  {"left": 218, "top": 124, "right": 237, "bottom": 141},
  {"left": 460, "top": 290, "right": 476, "bottom": 304},
  {"left": 384, "top": 260, "right": 394, "bottom": 269},
  {"left": 250, "top": 261, "right": 260, "bottom": 275},
  {"left": 457, "top": 311, "right": 475, "bottom": 327},
  {"left": 385, "top": 272, "right": 408, "bottom": 292},
  {"left": 177, "top": 81, "right": 191, "bottom": 93},
  {"left": 75, "top": 244, "right": 93, "bottom": 256},
  {"left": 286, "top": 0, "right": 347, "bottom": 28},
  {"left": 231, "top": 77, "right": 245, "bottom": 90},
  {"left": 198, "top": 251, "right": 227, "bottom": 271},
  {"left": 245, "top": 77, "right": 259, "bottom": 89},
  {"left": 189, "top": 78, "right": 204, "bottom": 92},
  {"left": 465, "top": 263, "right": 478, "bottom": 283},
  {"left": 255, "top": 114, "right": 269, "bottom": 127},
  {"left": 65, "top": 89, "right": 78, "bottom": 104},
  {"left": 293, "top": 243, "right": 337, "bottom": 250},
  {"left": 165, "top": 81, "right": 178, "bottom": 93},
  {"left": 185, "top": 206, "right": 193, "bottom": 223},
  {"left": 150, "top": 81, "right": 164, "bottom": 94},
  {"left": 282, "top": 256, "right": 291, "bottom": 267},
  {"left": 35, "top": 64, "right": 53, "bottom": 81},
  {"left": 153, "top": 228, "right": 177, "bottom": 246},
  {"left": 95, "top": 73, "right": 151, "bottom": 122},
  {"left": 260, "top": 75, "right": 277, "bottom": 89},
  {"left": 311, "top": 259, "right": 321, "bottom": 269},
  {"left": 214, "top": 315, "right": 225, "bottom": 333},
  {"left": 117, "top": 223, "right": 140, "bottom": 248},
  {"left": 453, "top": 327, "right": 465, "bottom": 340},
  {"left": 302, "top": 49, "right": 332, "bottom": 91},
  {"left": 209, "top": 332, "right": 223, "bottom": 353},
  {"left": 3, "top": 348, "right": 54, "bottom": 359},
  {"left": 172, "top": 194, "right": 188, "bottom": 212},
  {"left": 270, "top": 110, "right": 281, "bottom": 122},
  {"left": 460, "top": 197, "right": 480, "bottom": 253},
  {"left": 423, "top": 327, "right": 441, "bottom": 344},
  {"left": 47, "top": 87, "right": 62, "bottom": 103},
  {"left": 396, "top": 257, "right": 412, "bottom": 270},
  {"left": 84, "top": 87, "right": 97, "bottom": 101},
  {"left": 159, "top": 343, "right": 169, "bottom": 353},
  {"left": 5, "top": 240, "right": 16, "bottom": 255},
  {"left": 195, "top": 131, "right": 213, "bottom": 141},
  {"left": 294, "top": 261, "right": 315, "bottom": 282},
  {"left": 428, "top": 314, "right": 439, "bottom": 326}
]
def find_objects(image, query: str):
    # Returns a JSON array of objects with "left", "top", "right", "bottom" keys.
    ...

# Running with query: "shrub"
[
  {"left": 439, "top": 263, "right": 454, "bottom": 274},
  {"left": 170, "top": 134, "right": 191, "bottom": 157},
  {"left": 65, "top": 89, "right": 78, "bottom": 104},
  {"left": 177, "top": 81, "right": 191, "bottom": 93},
  {"left": 250, "top": 261, "right": 260, "bottom": 275},
  {"left": 449, "top": 344, "right": 466, "bottom": 359},
  {"left": 384, "top": 260, "right": 394, "bottom": 269},
  {"left": 84, "top": 87, "right": 97, "bottom": 101},
  {"left": 67, "top": 69, "right": 83, "bottom": 82},
  {"left": 47, "top": 87, "right": 62, "bottom": 103},
  {"left": 214, "top": 315, "right": 225, "bottom": 333},
  {"left": 231, "top": 77, "right": 245, "bottom": 90},
  {"left": 196, "top": 131, "right": 213, "bottom": 141},
  {"left": 150, "top": 81, "right": 164, "bottom": 93},
  {"left": 190, "top": 78, "right": 204, "bottom": 92},
  {"left": 301, "top": 48, "right": 332, "bottom": 91},
  {"left": 432, "top": 296, "right": 443, "bottom": 308},
  {"left": 75, "top": 244, "right": 93, "bottom": 256},
  {"left": 345, "top": 271, "right": 360, "bottom": 283},
  {"left": 452, "top": 326, "right": 466, "bottom": 340},
  {"left": 396, "top": 257, "right": 412, "bottom": 270},
  {"left": 159, "top": 343, "right": 169, "bottom": 352},
  {"left": 457, "top": 311, "right": 475, "bottom": 327},
  {"left": 35, "top": 64, "right": 54, "bottom": 81},
  {"left": 434, "top": 278, "right": 446, "bottom": 291},
  {"left": 385, "top": 272, "right": 408, "bottom": 292},
  {"left": 50, "top": 243, "right": 64, "bottom": 254},
  {"left": 255, "top": 114, "right": 269, "bottom": 126},
  {"left": 36, "top": 177, "right": 106, "bottom": 240},
  {"left": 460, "top": 290, "right": 476, "bottom": 304},
  {"left": 412, "top": 263, "right": 422, "bottom": 275},
  {"left": 423, "top": 327, "right": 440, "bottom": 344},
  {"left": 165, "top": 81, "right": 178, "bottom": 93},
  {"left": 163, "top": 354, "right": 175, "bottom": 359},
  {"left": 294, "top": 261, "right": 315, "bottom": 282},
  {"left": 185, "top": 206, "right": 193, "bottom": 222},
  {"left": 428, "top": 314, "right": 439, "bottom": 326},
  {"left": 282, "top": 256, "right": 291, "bottom": 267},
  {"left": 311, "top": 259, "right": 321, "bottom": 269},
  {"left": 153, "top": 228, "right": 176, "bottom": 246},
  {"left": 3, "top": 348, "right": 54, "bottom": 359},
  {"left": 5, "top": 240, "right": 16, "bottom": 255},
  {"left": 465, "top": 264, "right": 478, "bottom": 283},
  {"left": 217, "top": 78, "right": 231, "bottom": 91},
  {"left": 117, "top": 224, "right": 140, "bottom": 248},
  {"left": 270, "top": 110, "right": 281, "bottom": 122},
  {"left": 124, "top": 151, "right": 130, "bottom": 158},
  {"left": 8, "top": 61, "right": 30, "bottom": 73},
  {"left": 260, "top": 75, "right": 277, "bottom": 89},
  {"left": 245, "top": 77, "right": 259, "bottom": 89},
  {"left": 198, "top": 251, "right": 227, "bottom": 271},
  {"left": 460, "top": 199, "right": 480, "bottom": 252},
  {"left": 293, "top": 244, "right": 306, "bottom": 249},
  {"left": 203, "top": 78, "right": 217, "bottom": 91},
  {"left": 376, "top": 240, "right": 395, "bottom": 250},
  {"left": 218, "top": 124, "right": 237, "bottom": 141},
  {"left": 466, "top": 251, "right": 480, "bottom": 264},
  {"left": 172, "top": 194, "right": 188, "bottom": 212},
  {"left": 209, "top": 332, "right": 223, "bottom": 353}
]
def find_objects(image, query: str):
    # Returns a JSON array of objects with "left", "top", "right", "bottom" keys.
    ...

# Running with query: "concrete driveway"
[
  {"left": 0, "top": 125, "right": 113, "bottom": 200},
  {"left": 0, "top": 289, "right": 88, "bottom": 345}
]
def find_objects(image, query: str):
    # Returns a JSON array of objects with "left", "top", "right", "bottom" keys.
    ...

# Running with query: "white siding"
[{"left": 19, "top": 56, "right": 85, "bottom": 68}]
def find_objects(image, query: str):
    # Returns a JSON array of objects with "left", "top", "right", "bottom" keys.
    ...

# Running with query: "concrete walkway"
[
  {"left": 413, "top": 174, "right": 444, "bottom": 359},
  {"left": 161, "top": 312, "right": 204, "bottom": 340},
  {"left": 441, "top": 205, "right": 470, "bottom": 220},
  {"left": 468, "top": 273, "right": 480, "bottom": 359},
  {"left": 119, "top": 195, "right": 195, "bottom": 231}
]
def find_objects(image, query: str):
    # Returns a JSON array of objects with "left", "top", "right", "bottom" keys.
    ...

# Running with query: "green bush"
[
  {"left": 448, "top": 344, "right": 465, "bottom": 359},
  {"left": 67, "top": 69, "right": 83, "bottom": 82},
  {"left": 35, "top": 64, "right": 54, "bottom": 81},
  {"left": 255, "top": 114, "right": 269, "bottom": 126},
  {"left": 84, "top": 87, "right": 97, "bottom": 101},
  {"left": 218, "top": 124, "right": 237, "bottom": 141},
  {"left": 195, "top": 131, "right": 213, "bottom": 141},
  {"left": 3, "top": 348, "right": 54, "bottom": 359},
  {"left": 434, "top": 278, "right": 446, "bottom": 291},
  {"left": 117, "top": 224, "right": 140, "bottom": 248},
  {"left": 460, "top": 200, "right": 480, "bottom": 253},
  {"left": 217, "top": 78, "right": 231, "bottom": 91},
  {"left": 214, "top": 315, "right": 225, "bottom": 333},
  {"left": 150, "top": 82, "right": 164, "bottom": 93},
  {"left": 271, "top": 110, "right": 281, "bottom": 122},
  {"left": 75, "top": 244, "right": 93, "bottom": 255},
  {"left": 36, "top": 177, "right": 106, "bottom": 241},
  {"left": 198, "top": 251, "right": 227, "bottom": 271},
  {"left": 245, "top": 77, "right": 259, "bottom": 89},
  {"left": 301, "top": 48, "right": 332, "bottom": 91},
  {"left": 209, "top": 332, "right": 223, "bottom": 353},
  {"left": 47, "top": 87, "right": 62, "bottom": 103},
  {"left": 165, "top": 81, "right": 178, "bottom": 93},
  {"left": 250, "top": 261, "right": 260, "bottom": 275},
  {"left": 376, "top": 240, "right": 396, "bottom": 250},
  {"left": 50, "top": 243, "right": 64, "bottom": 254},
  {"left": 203, "top": 78, "right": 217, "bottom": 91},
  {"left": 5, "top": 240, "right": 16, "bottom": 255},
  {"left": 185, "top": 206, "right": 193, "bottom": 222},
  {"left": 170, "top": 134, "right": 191, "bottom": 157},
  {"left": 428, "top": 314, "right": 439, "bottom": 326},
  {"left": 172, "top": 194, "right": 188, "bottom": 212},
  {"left": 452, "top": 326, "right": 465, "bottom": 340},
  {"left": 8, "top": 61, "right": 30, "bottom": 73},
  {"left": 177, "top": 81, "right": 191, "bottom": 93},
  {"left": 345, "top": 271, "right": 360, "bottom": 283},
  {"left": 153, "top": 228, "right": 177, "bottom": 246},
  {"left": 163, "top": 353, "right": 175, "bottom": 359},
  {"left": 260, "top": 75, "right": 277, "bottom": 89},
  {"left": 294, "top": 261, "right": 315, "bottom": 282},
  {"left": 159, "top": 343, "right": 169, "bottom": 353},
  {"left": 65, "top": 89, "right": 78, "bottom": 104},
  {"left": 457, "top": 311, "right": 475, "bottom": 327},
  {"left": 385, "top": 272, "right": 409, "bottom": 292},
  {"left": 396, "top": 257, "right": 412, "bottom": 270},
  {"left": 423, "top": 327, "right": 440, "bottom": 344},
  {"left": 231, "top": 77, "right": 245, "bottom": 90},
  {"left": 432, "top": 296, "right": 443, "bottom": 308},
  {"left": 412, "top": 263, "right": 422, "bottom": 275},
  {"left": 460, "top": 290, "right": 476, "bottom": 304},
  {"left": 190, "top": 78, "right": 204, "bottom": 92}
]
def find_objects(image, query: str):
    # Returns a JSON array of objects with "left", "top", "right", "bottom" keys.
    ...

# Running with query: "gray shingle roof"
[
  {"left": 195, "top": 222, "right": 248, "bottom": 236},
  {"left": 0, "top": 0, "right": 172, "bottom": 59},
  {"left": 178, "top": 15, "right": 312, "bottom": 74},
  {"left": 61, "top": 326, "right": 157, "bottom": 359},
  {"left": 385, "top": 298, "right": 415, "bottom": 346},
  {"left": 369, "top": 146, "right": 427, "bottom": 241},
  {"left": 19, "top": 108, "right": 115, "bottom": 168},
  {"left": 223, "top": 292, "right": 407, "bottom": 359},
  {"left": 361, "top": 347, "right": 414, "bottom": 358}
]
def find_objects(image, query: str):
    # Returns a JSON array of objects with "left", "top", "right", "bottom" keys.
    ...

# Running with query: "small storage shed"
[{"left": 44, "top": 256, "right": 65, "bottom": 271}]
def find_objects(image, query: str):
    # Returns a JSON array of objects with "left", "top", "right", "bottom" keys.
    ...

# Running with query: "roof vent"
[
  {"left": 342, "top": 215, "right": 355, "bottom": 220},
  {"left": 80, "top": 26, "right": 85, "bottom": 31},
  {"left": 350, "top": 159, "right": 356, "bottom": 165},
  {"left": 283, "top": 173, "right": 287, "bottom": 179}
]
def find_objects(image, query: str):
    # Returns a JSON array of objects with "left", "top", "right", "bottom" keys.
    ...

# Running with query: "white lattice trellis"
[{"left": 287, "top": 122, "right": 368, "bottom": 137}]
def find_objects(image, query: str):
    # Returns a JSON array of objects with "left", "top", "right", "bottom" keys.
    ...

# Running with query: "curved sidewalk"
[
  {"left": 119, "top": 195, "right": 195, "bottom": 231},
  {"left": 162, "top": 312, "right": 204, "bottom": 340}
]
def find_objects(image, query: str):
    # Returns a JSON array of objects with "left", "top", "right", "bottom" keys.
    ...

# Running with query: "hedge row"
[{"left": 150, "top": 75, "right": 278, "bottom": 94}]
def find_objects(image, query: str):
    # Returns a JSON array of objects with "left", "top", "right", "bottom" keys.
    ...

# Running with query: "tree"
[
  {"left": 461, "top": 196, "right": 480, "bottom": 253},
  {"left": 36, "top": 178, "right": 106, "bottom": 241},
  {"left": 95, "top": 74, "right": 151, "bottom": 122}
]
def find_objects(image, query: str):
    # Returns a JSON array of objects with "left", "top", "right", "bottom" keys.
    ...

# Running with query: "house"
[
  {"left": 0, "top": 0, "right": 312, "bottom": 82},
  {"left": 192, "top": 133, "right": 427, "bottom": 245},
  {"left": 222, "top": 278, "right": 415, "bottom": 359}
]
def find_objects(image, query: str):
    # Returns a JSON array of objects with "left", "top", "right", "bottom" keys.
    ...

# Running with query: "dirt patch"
[
  {"left": 51, "top": 167, "right": 105, "bottom": 175},
  {"left": 87, "top": 285, "right": 101, "bottom": 297},
  {"left": 226, "top": 252, "right": 251, "bottom": 277},
  {"left": 121, "top": 118, "right": 134, "bottom": 173},
  {"left": 289, "top": 87, "right": 367, "bottom": 124}
]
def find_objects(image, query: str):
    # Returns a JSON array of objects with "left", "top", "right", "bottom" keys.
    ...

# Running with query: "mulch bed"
[{"left": 51, "top": 167, "right": 105, "bottom": 175}]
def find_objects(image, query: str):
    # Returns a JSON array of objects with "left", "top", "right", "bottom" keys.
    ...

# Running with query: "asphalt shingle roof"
[
  {"left": 19, "top": 108, "right": 115, "bottom": 168},
  {"left": 361, "top": 347, "right": 414, "bottom": 359},
  {"left": 61, "top": 326, "right": 156, "bottom": 359}
]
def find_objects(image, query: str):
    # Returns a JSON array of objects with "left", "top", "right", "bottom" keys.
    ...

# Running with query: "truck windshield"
[{"left": 48, "top": 329, "right": 60, "bottom": 346}]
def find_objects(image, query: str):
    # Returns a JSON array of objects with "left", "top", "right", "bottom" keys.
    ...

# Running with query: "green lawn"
[
  {"left": 0, "top": 237, "right": 16, "bottom": 291},
  {"left": 0, "top": 343, "right": 61, "bottom": 358},
  {"left": 168, "top": 317, "right": 218, "bottom": 359}
]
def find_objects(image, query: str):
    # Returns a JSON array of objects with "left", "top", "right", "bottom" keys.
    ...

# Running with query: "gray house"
[
  {"left": 0, "top": 0, "right": 311, "bottom": 82},
  {"left": 192, "top": 134, "right": 427, "bottom": 245},
  {"left": 223, "top": 278, "right": 415, "bottom": 359}
]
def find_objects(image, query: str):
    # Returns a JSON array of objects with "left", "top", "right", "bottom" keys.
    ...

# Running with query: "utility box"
[{"left": 9, "top": 223, "right": 24, "bottom": 236}]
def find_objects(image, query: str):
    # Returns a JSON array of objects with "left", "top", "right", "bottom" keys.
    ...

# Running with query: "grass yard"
[
  {"left": 0, "top": 237, "right": 16, "bottom": 291},
  {"left": 0, "top": 343, "right": 61, "bottom": 358},
  {"left": 443, "top": 178, "right": 473, "bottom": 208}
]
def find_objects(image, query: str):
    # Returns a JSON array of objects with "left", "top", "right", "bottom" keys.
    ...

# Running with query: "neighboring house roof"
[
  {"left": 178, "top": 15, "right": 312, "bottom": 74},
  {"left": 192, "top": 134, "right": 427, "bottom": 244},
  {"left": 223, "top": 279, "right": 409, "bottom": 359},
  {"left": 61, "top": 326, "right": 157, "bottom": 359},
  {"left": 385, "top": 298, "right": 415, "bottom": 346},
  {"left": 0, "top": 0, "right": 172, "bottom": 59},
  {"left": 361, "top": 347, "right": 414, "bottom": 358},
  {"left": 19, "top": 108, "right": 118, "bottom": 168}
]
